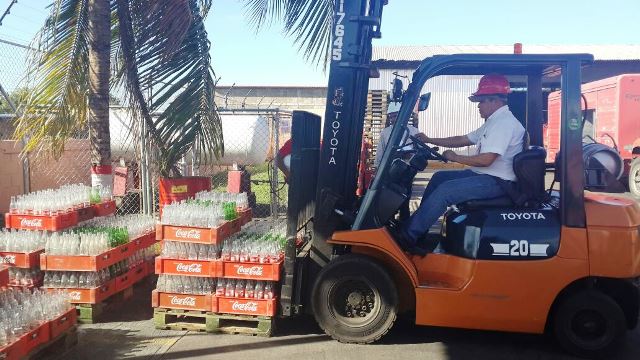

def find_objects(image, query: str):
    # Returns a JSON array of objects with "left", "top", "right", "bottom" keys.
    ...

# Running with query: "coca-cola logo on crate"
[
  {"left": 169, "top": 295, "right": 196, "bottom": 307},
  {"left": 68, "top": 291, "right": 82, "bottom": 301},
  {"left": 0, "top": 255, "right": 16, "bottom": 264},
  {"left": 236, "top": 265, "right": 264, "bottom": 276},
  {"left": 231, "top": 301, "right": 259, "bottom": 312},
  {"left": 175, "top": 263, "right": 203, "bottom": 273},
  {"left": 20, "top": 218, "right": 43, "bottom": 228},
  {"left": 174, "top": 229, "right": 202, "bottom": 240}
]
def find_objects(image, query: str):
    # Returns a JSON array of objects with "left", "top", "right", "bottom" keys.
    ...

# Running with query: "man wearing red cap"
[{"left": 397, "top": 74, "right": 525, "bottom": 254}]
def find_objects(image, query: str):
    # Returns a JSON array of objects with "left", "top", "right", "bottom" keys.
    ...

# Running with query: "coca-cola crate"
[
  {"left": 0, "top": 265, "right": 10, "bottom": 286},
  {"left": 8, "top": 279, "right": 44, "bottom": 289},
  {"left": 93, "top": 200, "right": 116, "bottom": 217},
  {"left": 4, "top": 211, "right": 78, "bottom": 231},
  {"left": 0, "top": 249, "right": 45, "bottom": 268},
  {"left": 49, "top": 308, "right": 77, "bottom": 339},
  {"left": 45, "top": 279, "right": 117, "bottom": 304},
  {"left": 215, "top": 296, "right": 277, "bottom": 317},
  {"left": 23, "top": 320, "right": 52, "bottom": 355},
  {"left": 151, "top": 290, "right": 216, "bottom": 312},
  {"left": 218, "top": 261, "right": 282, "bottom": 281},
  {"left": 155, "top": 257, "right": 217, "bottom": 277},
  {"left": 40, "top": 231, "right": 156, "bottom": 271},
  {"left": 76, "top": 206, "right": 95, "bottom": 223},
  {"left": 237, "top": 207, "right": 252, "bottom": 226},
  {"left": 155, "top": 222, "right": 235, "bottom": 245},
  {"left": 115, "top": 263, "right": 148, "bottom": 292},
  {"left": 0, "top": 338, "right": 22, "bottom": 360}
]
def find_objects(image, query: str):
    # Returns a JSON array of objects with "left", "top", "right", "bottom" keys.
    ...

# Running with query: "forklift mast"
[{"left": 312, "top": 0, "right": 385, "bottom": 260}]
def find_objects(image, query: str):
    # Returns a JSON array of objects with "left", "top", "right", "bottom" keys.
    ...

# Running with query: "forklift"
[{"left": 278, "top": 1, "right": 640, "bottom": 358}]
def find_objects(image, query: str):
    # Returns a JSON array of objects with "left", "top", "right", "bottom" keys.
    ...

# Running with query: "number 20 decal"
[
  {"left": 490, "top": 240, "right": 550, "bottom": 257},
  {"left": 510, "top": 240, "right": 529, "bottom": 256}
]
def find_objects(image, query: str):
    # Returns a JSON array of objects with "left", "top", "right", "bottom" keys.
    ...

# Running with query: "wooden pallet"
[
  {"left": 153, "top": 308, "right": 274, "bottom": 337},
  {"left": 25, "top": 326, "right": 78, "bottom": 360},
  {"left": 75, "top": 286, "right": 134, "bottom": 324},
  {"left": 153, "top": 308, "right": 217, "bottom": 332}
]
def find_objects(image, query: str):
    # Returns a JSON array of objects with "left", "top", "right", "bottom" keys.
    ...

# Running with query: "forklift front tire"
[
  {"left": 553, "top": 290, "right": 626, "bottom": 358},
  {"left": 311, "top": 254, "right": 398, "bottom": 344}
]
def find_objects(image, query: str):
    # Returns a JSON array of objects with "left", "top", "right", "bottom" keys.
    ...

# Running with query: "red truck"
[{"left": 545, "top": 74, "right": 640, "bottom": 196}]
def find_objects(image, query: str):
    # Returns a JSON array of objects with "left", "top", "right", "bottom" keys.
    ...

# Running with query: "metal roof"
[{"left": 372, "top": 44, "right": 640, "bottom": 63}]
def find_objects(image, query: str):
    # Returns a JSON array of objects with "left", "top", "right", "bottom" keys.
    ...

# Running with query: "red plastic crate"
[
  {"left": 151, "top": 290, "right": 216, "bottom": 312},
  {"left": 0, "top": 265, "right": 8, "bottom": 287},
  {"left": 155, "top": 257, "right": 217, "bottom": 277},
  {"left": 0, "top": 249, "right": 45, "bottom": 268},
  {"left": 5, "top": 211, "right": 78, "bottom": 231},
  {"left": 115, "top": 263, "right": 148, "bottom": 292},
  {"left": 0, "top": 339, "right": 22, "bottom": 360},
  {"left": 49, "top": 308, "right": 77, "bottom": 339},
  {"left": 40, "top": 231, "right": 156, "bottom": 271},
  {"left": 215, "top": 296, "right": 277, "bottom": 316},
  {"left": 93, "top": 200, "right": 117, "bottom": 217},
  {"left": 218, "top": 261, "right": 282, "bottom": 281},
  {"left": 45, "top": 279, "right": 117, "bottom": 304},
  {"left": 156, "top": 222, "right": 235, "bottom": 245},
  {"left": 21, "top": 321, "right": 51, "bottom": 356},
  {"left": 237, "top": 208, "right": 252, "bottom": 226},
  {"left": 77, "top": 206, "right": 95, "bottom": 223}
]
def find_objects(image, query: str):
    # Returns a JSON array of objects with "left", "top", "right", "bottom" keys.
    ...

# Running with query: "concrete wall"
[
  {"left": 215, "top": 86, "right": 327, "bottom": 117},
  {"left": 0, "top": 139, "right": 91, "bottom": 213}
]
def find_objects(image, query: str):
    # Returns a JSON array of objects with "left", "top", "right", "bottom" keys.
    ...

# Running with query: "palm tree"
[
  {"left": 243, "top": 0, "right": 333, "bottom": 68},
  {"left": 15, "top": 0, "right": 221, "bottom": 177}
]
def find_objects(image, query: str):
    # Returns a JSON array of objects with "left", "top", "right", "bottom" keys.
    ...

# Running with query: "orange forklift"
[{"left": 278, "top": 1, "right": 640, "bottom": 358}]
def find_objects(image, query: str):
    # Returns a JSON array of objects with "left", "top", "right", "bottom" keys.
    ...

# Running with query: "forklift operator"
[{"left": 398, "top": 74, "right": 526, "bottom": 251}]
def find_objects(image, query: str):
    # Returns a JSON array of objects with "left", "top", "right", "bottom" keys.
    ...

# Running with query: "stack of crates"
[{"left": 364, "top": 90, "right": 388, "bottom": 169}]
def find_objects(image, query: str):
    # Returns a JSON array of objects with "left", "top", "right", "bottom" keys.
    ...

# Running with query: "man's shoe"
[
  {"left": 387, "top": 226, "right": 429, "bottom": 257},
  {"left": 417, "top": 233, "right": 444, "bottom": 253}
]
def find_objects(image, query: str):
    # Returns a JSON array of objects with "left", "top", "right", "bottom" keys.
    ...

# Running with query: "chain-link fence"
[{"left": 0, "top": 38, "right": 288, "bottom": 219}]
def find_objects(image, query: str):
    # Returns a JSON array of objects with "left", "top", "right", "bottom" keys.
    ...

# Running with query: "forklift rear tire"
[
  {"left": 553, "top": 290, "right": 626, "bottom": 358},
  {"left": 629, "top": 158, "right": 640, "bottom": 197},
  {"left": 311, "top": 254, "right": 398, "bottom": 344}
]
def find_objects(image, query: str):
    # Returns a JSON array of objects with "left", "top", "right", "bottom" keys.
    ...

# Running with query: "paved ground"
[
  {"left": 51, "top": 170, "right": 640, "bottom": 360},
  {"left": 52, "top": 279, "right": 639, "bottom": 360}
]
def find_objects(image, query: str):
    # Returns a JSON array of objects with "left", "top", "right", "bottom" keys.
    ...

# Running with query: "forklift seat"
[{"left": 458, "top": 146, "right": 547, "bottom": 209}]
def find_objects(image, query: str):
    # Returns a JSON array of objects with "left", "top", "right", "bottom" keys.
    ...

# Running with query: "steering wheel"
[{"left": 408, "top": 135, "right": 448, "bottom": 163}]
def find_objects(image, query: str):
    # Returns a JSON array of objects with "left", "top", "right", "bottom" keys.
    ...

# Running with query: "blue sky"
[{"left": 1, "top": 0, "right": 639, "bottom": 87}]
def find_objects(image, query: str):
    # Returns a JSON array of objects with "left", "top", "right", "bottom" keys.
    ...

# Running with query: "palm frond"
[
  {"left": 14, "top": 0, "right": 90, "bottom": 158},
  {"left": 114, "top": 0, "right": 163, "bottom": 151},
  {"left": 243, "top": 0, "right": 333, "bottom": 68},
  {"left": 133, "top": 0, "right": 222, "bottom": 176},
  {"left": 242, "top": 0, "right": 286, "bottom": 32}
]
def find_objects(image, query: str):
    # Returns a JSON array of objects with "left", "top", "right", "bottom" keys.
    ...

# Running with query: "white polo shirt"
[
  {"left": 465, "top": 105, "right": 525, "bottom": 181},
  {"left": 375, "top": 125, "right": 420, "bottom": 168}
]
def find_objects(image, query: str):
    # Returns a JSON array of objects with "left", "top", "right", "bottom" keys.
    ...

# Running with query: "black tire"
[
  {"left": 311, "top": 254, "right": 398, "bottom": 344},
  {"left": 629, "top": 158, "right": 640, "bottom": 197},
  {"left": 553, "top": 290, "right": 626, "bottom": 358}
]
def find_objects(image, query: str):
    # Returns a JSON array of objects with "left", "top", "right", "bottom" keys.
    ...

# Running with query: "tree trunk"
[
  {"left": 87, "top": 0, "right": 112, "bottom": 188},
  {"left": 88, "top": 0, "right": 111, "bottom": 167}
]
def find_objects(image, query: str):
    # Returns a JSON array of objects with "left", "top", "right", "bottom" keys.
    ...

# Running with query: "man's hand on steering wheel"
[{"left": 409, "top": 134, "right": 448, "bottom": 162}]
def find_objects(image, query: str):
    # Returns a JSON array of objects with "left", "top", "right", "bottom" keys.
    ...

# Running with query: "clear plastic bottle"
[
  {"left": 216, "top": 278, "right": 225, "bottom": 296},
  {"left": 235, "top": 280, "right": 245, "bottom": 298},
  {"left": 225, "top": 279, "right": 235, "bottom": 297}
]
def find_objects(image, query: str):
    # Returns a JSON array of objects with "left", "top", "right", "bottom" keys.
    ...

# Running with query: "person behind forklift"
[
  {"left": 375, "top": 101, "right": 421, "bottom": 220},
  {"left": 276, "top": 138, "right": 293, "bottom": 183},
  {"left": 396, "top": 74, "right": 526, "bottom": 254}
]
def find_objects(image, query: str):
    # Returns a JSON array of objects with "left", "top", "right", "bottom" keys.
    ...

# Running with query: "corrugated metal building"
[{"left": 369, "top": 45, "right": 640, "bottom": 150}]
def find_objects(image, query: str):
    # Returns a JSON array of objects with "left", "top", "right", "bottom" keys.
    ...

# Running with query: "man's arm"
[
  {"left": 443, "top": 150, "right": 498, "bottom": 167},
  {"left": 415, "top": 133, "right": 473, "bottom": 148}
]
